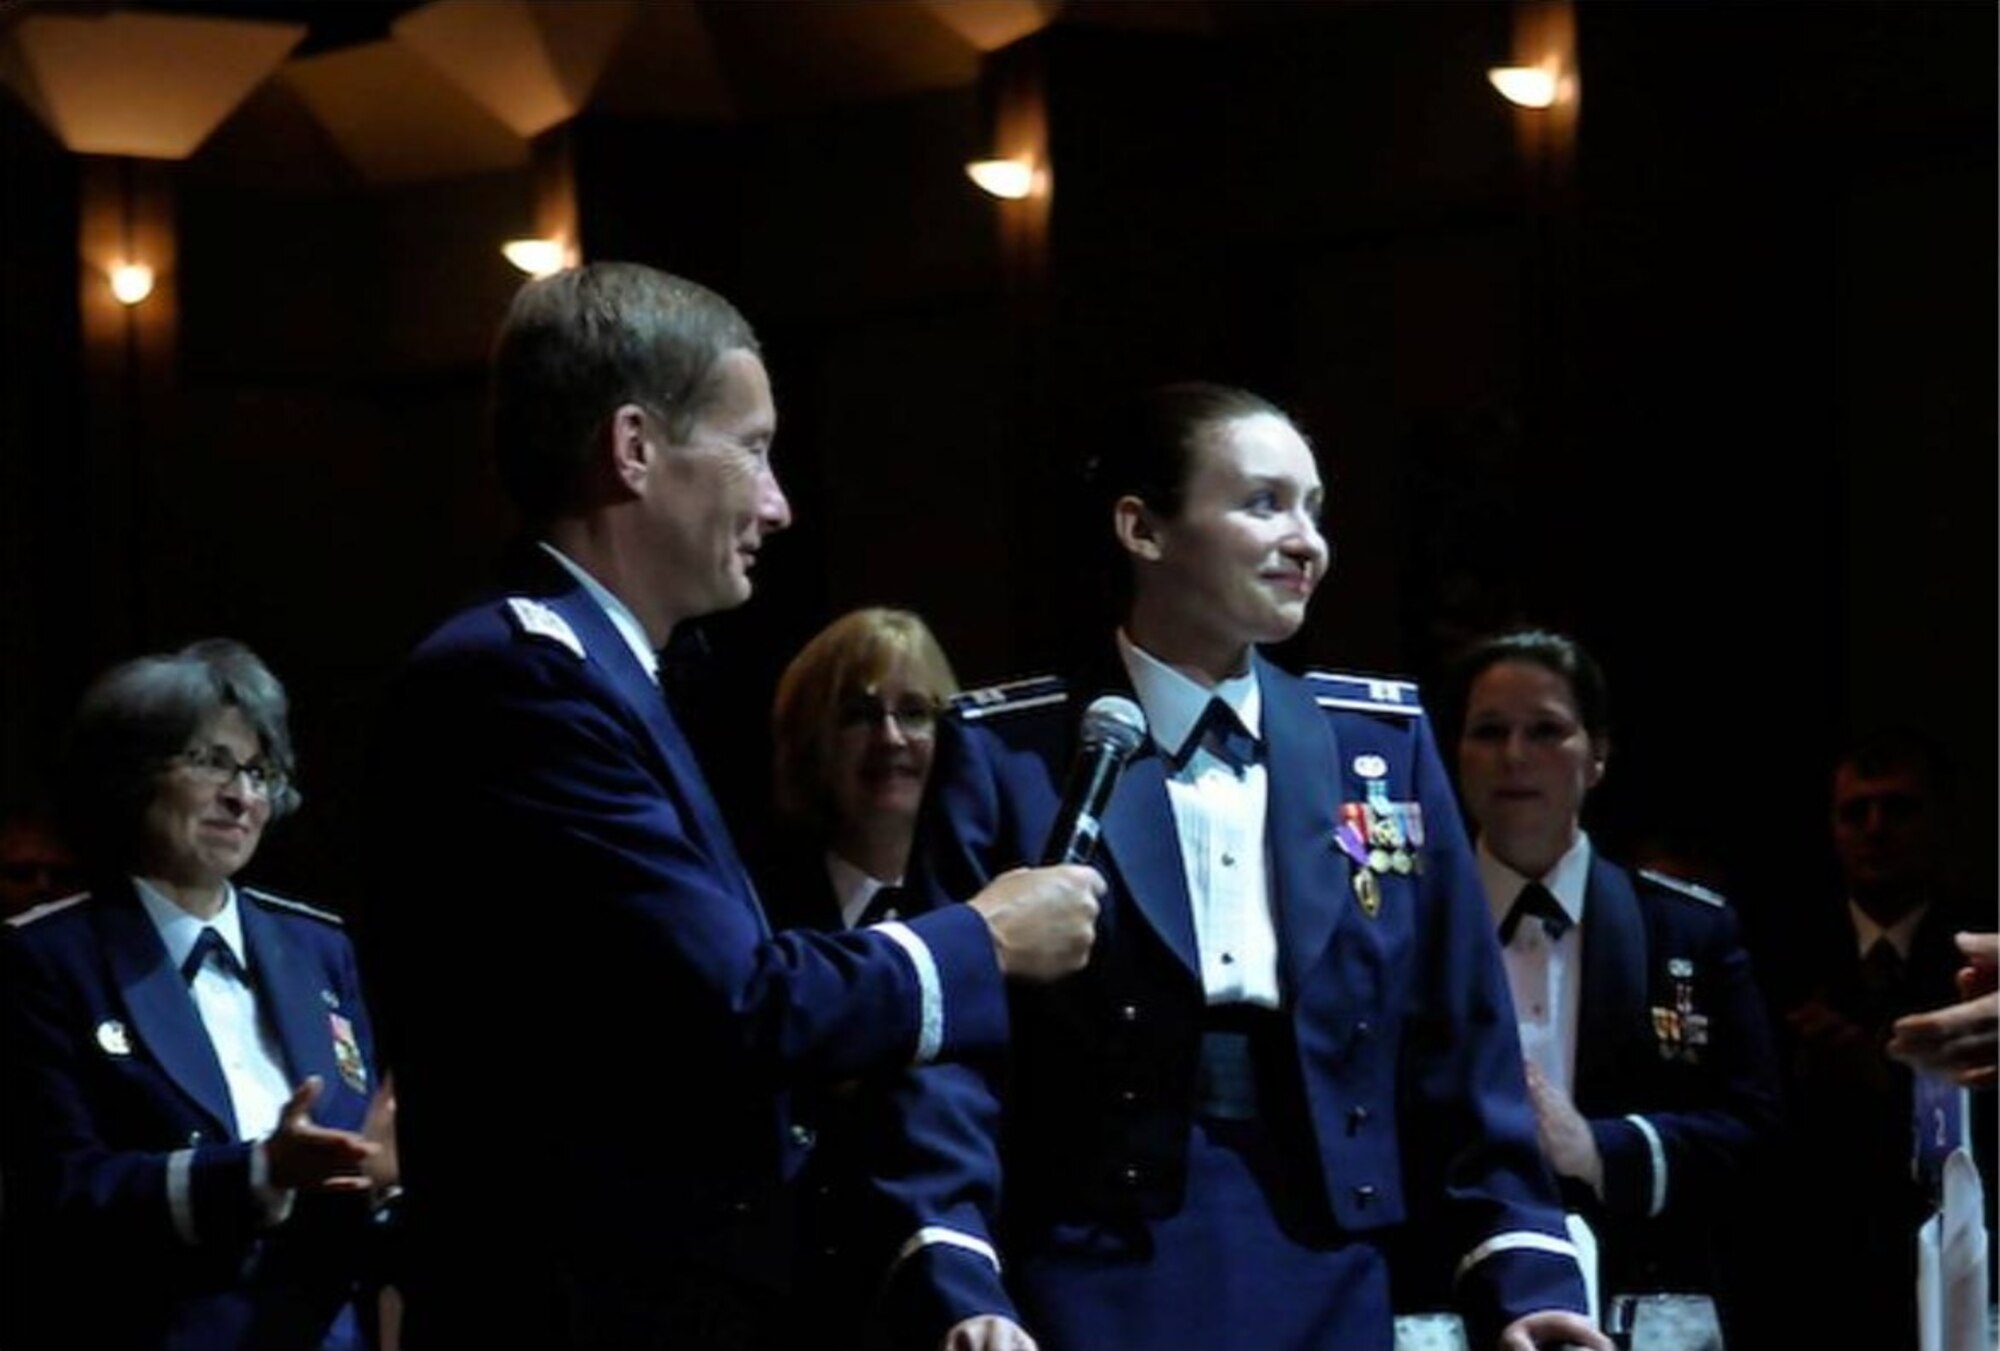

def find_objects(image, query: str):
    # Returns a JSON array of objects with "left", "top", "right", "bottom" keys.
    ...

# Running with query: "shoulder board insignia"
[
  {"left": 244, "top": 888, "right": 346, "bottom": 926},
  {"left": 1637, "top": 868, "right": 1727, "bottom": 908},
  {"left": 1304, "top": 669, "right": 1424, "bottom": 717},
  {"left": 951, "top": 675, "right": 1069, "bottom": 721},
  {"left": 5, "top": 892, "right": 90, "bottom": 928},
  {"left": 505, "top": 597, "right": 585, "bottom": 661}
]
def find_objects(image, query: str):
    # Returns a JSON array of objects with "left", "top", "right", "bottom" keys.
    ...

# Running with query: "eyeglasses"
[
  {"left": 836, "top": 696, "right": 940, "bottom": 735},
  {"left": 169, "top": 746, "right": 289, "bottom": 799}
]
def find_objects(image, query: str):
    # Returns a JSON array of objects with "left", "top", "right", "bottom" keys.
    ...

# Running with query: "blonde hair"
[{"left": 771, "top": 608, "right": 959, "bottom": 835}]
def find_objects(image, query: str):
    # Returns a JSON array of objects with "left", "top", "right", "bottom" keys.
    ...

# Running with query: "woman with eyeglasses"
[
  {"left": 762, "top": 607, "right": 960, "bottom": 1341},
  {"left": 0, "top": 639, "right": 396, "bottom": 1351},
  {"left": 769, "top": 607, "right": 961, "bottom": 934}
]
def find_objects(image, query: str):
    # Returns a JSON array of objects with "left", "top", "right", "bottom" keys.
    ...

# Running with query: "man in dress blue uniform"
[
  {"left": 1767, "top": 732, "right": 1994, "bottom": 1351},
  {"left": 880, "top": 384, "right": 1605, "bottom": 1351},
  {"left": 365, "top": 263, "right": 1101, "bottom": 1350}
]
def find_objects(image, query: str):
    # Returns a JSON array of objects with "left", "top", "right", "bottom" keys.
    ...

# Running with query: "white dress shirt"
[
  {"left": 826, "top": 852, "right": 898, "bottom": 930},
  {"left": 136, "top": 880, "right": 297, "bottom": 1228},
  {"left": 1477, "top": 833, "right": 1594, "bottom": 1096},
  {"left": 1848, "top": 896, "right": 1931, "bottom": 961},
  {"left": 136, "top": 880, "right": 293, "bottom": 1143},
  {"left": 1117, "top": 633, "right": 1280, "bottom": 1009}
]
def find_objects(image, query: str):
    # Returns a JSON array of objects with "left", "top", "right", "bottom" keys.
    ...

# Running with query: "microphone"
[{"left": 1040, "top": 695, "right": 1149, "bottom": 865}]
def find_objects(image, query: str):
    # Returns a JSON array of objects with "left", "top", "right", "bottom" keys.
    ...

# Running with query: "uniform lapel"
[
  {"left": 1575, "top": 855, "right": 1648, "bottom": 1103},
  {"left": 94, "top": 882, "right": 238, "bottom": 1136},
  {"left": 544, "top": 581, "right": 768, "bottom": 933},
  {"left": 1075, "top": 656, "right": 1202, "bottom": 979},
  {"left": 1100, "top": 744, "right": 1202, "bottom": 978},
  {"left": 1259, "top": 659, "right": 1350, "bottom": 996},
  {"left": 238, "top": 897, "right": 338, "bottom": 1095}
]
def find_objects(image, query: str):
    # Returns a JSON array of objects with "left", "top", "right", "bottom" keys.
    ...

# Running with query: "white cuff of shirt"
[{"left": 876, "top": 921, "right": 944, "bottom": 1064}]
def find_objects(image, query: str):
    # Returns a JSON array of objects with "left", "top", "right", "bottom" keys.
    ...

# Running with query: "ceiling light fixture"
[
  {"left": 1487, "top": 63, "right": 1563, "bottom": 110},
  {"left": 108, "top": 262, "right": 155, "bottom": 305},
  {"left": 965, "top": 157, "right": 1037, "bottom": 200},
  {"left": 502, "top": 237, "right": 570, "bottom": 278}
]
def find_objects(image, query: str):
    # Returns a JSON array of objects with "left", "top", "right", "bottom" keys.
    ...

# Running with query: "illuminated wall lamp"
[
  {"left": 965, "top": 157, "right": 1037, "bottom": 201},
  {"left": 108, "top": 262, "right": 155, "bottom": 306},
  {"left": 1487, "top": 64, "right": 1563, "bottom": 110},
  {"left": 502, "top": 238, "right": 571, "bottom": 278}
]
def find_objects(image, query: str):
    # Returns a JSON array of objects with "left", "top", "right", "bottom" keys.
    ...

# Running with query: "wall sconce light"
[
  {"left": 108, "top": 262, "right": 155, "bottom": 306},
  {"left": 965, "top": 157, "right": 1038, "bottom": 200},
  {"left": 1487, "top": 63, "right": 1564, "bottom": 110},
  {"left": 502, "top": 237, "right": 571, "bottom": 278}
]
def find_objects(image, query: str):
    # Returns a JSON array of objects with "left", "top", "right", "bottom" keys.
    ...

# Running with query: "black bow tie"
[
  {"left": 1499, "top": 882, "right": 1572, "bottom": 945},
  {"left": 1174, "top": 698, "right": 1260, "bottom": 773},
  {"left": 181, "top": 927, "right": 247, "bottom": 984},
  {"left": 856, "top": 885, "right": 904, "bottom": 928},
  {"left": 1860, "top": 935, "right": 1905, "bottom": 992}
]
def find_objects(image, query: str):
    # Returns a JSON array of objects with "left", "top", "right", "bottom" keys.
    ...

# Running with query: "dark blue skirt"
[{"left": 1014, "top": 1115, "right": 1390, "bottom": 1351}]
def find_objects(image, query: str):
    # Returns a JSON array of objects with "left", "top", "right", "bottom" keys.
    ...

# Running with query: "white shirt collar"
[
  {"left": 825, "top": 852, "right": 897, "bottom": 930},
  {"left": 537, "top": 541, "right": 660, "bottom": 683},
  {"left": 134, "top": 878, "right": 246, "bottom": 970},
  {"left": 1115, "top": 630, "right": 1262, "bottom": 760},
  {"left": 1476, "top": 831, "right": 1593, "bottom": 931},
  {"left": 1849, "top": 898, "right": 1931, "bottom": 961}
]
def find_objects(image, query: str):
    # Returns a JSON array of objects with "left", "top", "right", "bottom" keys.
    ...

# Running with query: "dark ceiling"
[{"left": 13, "top": 0, "right": 430, "bottom": 54}]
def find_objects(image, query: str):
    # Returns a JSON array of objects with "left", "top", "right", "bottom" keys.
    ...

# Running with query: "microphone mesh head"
[{"left": 1080, "top": 694, "right": 1147, "bottom": 756}]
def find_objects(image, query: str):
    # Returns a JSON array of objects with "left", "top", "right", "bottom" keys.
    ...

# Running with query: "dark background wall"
[{"left": 1, "top": 2, "right": 1992, "bottom": 968}]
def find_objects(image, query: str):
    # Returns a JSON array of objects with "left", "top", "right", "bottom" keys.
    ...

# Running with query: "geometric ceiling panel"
[
  {"left": 591, "top": 0, "right": 737, "bottom": 123},
  {"left": 280, "top": 37, "right": 528, "bottom": 185},
  {"left": 393, "top": 0, "right": 636, "bottom": 139},
  {"left": 916, "top": 0, "right": 1063, "bottom": 54},
  {"left": 2, "top": 10, "right": 304, "bottom": 158},
  {"left": 694, "top": 0, "right": 982, "bottom": 118}
]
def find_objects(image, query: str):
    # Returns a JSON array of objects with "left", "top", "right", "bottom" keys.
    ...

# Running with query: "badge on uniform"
[
  {"left": 96, "top": 1019, "right": 132, "bottom": 1057},
  {"left": 1650, "top": 958, "right": 1708, "bottom": 1063},
  {"left": 328, "top": 1012, "right": 368, "bottom": 1092},
  {"left": 1352, "top": 868, "right": 1382, "bottom": 919},
  {"left": 1336, "top": 793, "right": 1425, "bottom": 919}
]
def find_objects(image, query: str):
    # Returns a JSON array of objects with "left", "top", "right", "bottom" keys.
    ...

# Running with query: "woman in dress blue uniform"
[
  {"left": 765, "top": 607, "right": 964, "bottom": 1341},
  {"left": 882, "top": 385, "right": 1605, "bottom": 1351},
  {"left": 0, "top": 640, "right": 395, "bottom": 1350},
  {"left": 1448, "top": 629, "right": 1782, "bottom": 1344}
]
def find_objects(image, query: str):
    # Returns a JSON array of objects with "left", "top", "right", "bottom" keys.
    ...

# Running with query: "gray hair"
[{"left": 62, "top": 638, "right": 301, "bottom": 870}]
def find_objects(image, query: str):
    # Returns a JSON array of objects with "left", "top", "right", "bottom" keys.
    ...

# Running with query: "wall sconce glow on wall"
[
  {"left": 502, "top": 237, "right": 571, "bottom": 277},
  {"left": 108, "top": 262, "right": 155, "bottom": 305},
  {"left": 965, "top": 157, "right": 1038, "bottom": 200},
  {"left": 1487, "top": 63, "right": 1564, "bottom": 109}
]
